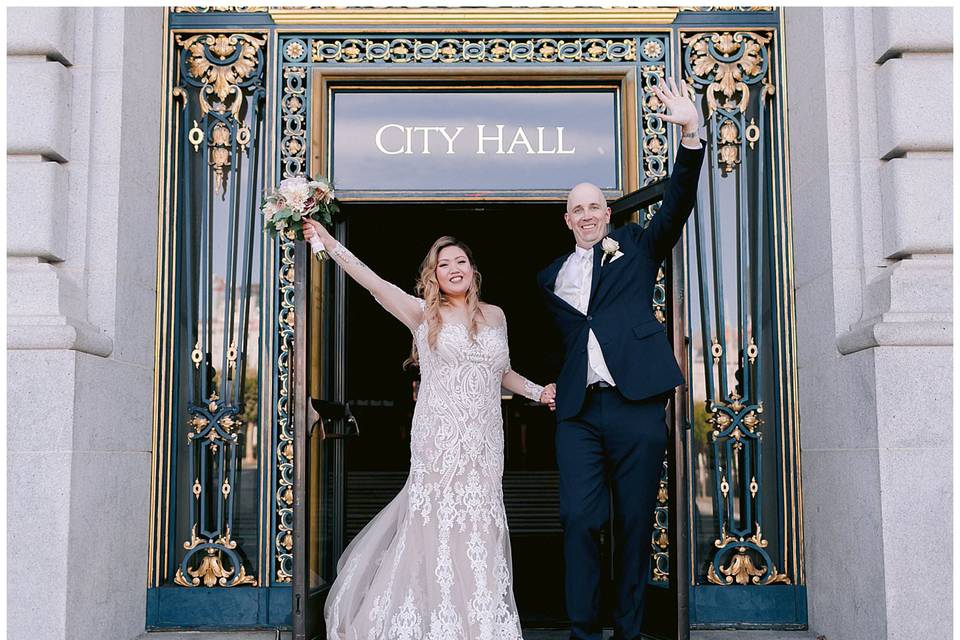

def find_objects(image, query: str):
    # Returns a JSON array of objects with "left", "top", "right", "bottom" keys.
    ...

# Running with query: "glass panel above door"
[{"left": 330, "top": 88, "right": 621, "bottom": 195}]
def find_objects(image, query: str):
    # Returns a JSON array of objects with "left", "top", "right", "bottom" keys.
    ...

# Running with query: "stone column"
[
  {"left": 7, "top": 7, "right": 164, "bottom": 640},
  {"left": 785, "top": 7, "right": 952, "bottom": 640}
]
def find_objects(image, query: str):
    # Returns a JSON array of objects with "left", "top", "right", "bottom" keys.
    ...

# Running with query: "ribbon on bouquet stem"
[{"left": 308, "top": 235, "right": 327, "bottom": 260}]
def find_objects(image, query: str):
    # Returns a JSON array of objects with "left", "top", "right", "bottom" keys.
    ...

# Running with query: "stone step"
[
  {"left": 137, "top": 633, "right": 287, "bottom": 640},
  {"left": 138, "top": 630, "right": 819, "bottom": 640},
  {"left": 691, "top": 632, "right": 819, "bottom": 640}
]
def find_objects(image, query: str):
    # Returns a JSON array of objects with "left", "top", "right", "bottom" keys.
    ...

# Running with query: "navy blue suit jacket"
[{"left": 538, "top": 143, "right": 706, "bottom": 422}]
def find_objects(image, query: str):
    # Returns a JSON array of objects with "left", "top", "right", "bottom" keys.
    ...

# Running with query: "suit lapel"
[{"left": 540, "top": 253, "right": 582, "bottom": 317}]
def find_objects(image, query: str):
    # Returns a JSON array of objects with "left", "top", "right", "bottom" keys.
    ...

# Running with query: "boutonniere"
[{"left": 600, "top": 236, "right": 624, "bottom": 266}]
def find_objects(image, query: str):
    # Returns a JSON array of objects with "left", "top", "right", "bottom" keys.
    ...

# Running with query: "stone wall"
[
  {"left": 785, "top": 7, "right": 952, "bottom": 640},
  {"left": 6, "top": 7, "right": 164, "bottom": 640}
]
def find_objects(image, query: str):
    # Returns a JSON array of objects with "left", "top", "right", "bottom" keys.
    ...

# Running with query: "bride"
[{"left": 302, "top": 219, "right": 556, "bottom": 640}]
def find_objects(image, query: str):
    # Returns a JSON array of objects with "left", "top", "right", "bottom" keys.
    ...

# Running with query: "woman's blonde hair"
[{"left": 403, "top": 236, "right": 483, "bottom": 369}]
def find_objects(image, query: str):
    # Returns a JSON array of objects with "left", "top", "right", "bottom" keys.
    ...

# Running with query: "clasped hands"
[{"left": 540, "top": 383, "right": 557, "bottom": 412}]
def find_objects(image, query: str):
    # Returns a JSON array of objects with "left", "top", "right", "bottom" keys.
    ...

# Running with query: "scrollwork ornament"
[
  {"left": 175, "top": 32, "right": 267, "bottom": 197},
  {"left": 272, "top": 93, "right": 300, "bottom": 578},
  {"left": 312, "top": 37, "right": 636, "bottom": 64},
  {"left": 681, "top": 30, "right": 774, "bottom": 173}
]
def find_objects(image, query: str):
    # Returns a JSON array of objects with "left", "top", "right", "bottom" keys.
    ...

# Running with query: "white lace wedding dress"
[{"left": 322, "top": 241, "right": 543, "bottom": 640}]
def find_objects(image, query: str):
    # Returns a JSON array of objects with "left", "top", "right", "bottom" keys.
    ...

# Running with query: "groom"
[{"left": 538, "top": 76, "right": 705, "bottom": 640}]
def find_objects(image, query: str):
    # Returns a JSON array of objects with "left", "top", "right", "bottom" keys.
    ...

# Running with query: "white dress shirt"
[{"left": 554, "top": 244, "right": 616, "bottom": 387}]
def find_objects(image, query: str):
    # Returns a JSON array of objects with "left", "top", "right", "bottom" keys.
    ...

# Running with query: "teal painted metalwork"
[
  {"left": 168, "top": 32, "right": 267, "bottom": 590},
  {"left": 150, "top": 6, "right": 805, "bottom": 630},
  {"left": 678, "top": 25, "right": 805, "bottom": 626}
]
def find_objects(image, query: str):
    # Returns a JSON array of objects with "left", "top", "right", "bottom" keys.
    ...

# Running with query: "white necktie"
[{"left": 578, "top": 250, "right": 591, "bottom": 313}]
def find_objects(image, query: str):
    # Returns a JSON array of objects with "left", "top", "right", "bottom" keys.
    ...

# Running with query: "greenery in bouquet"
[{"left": 260, "top": 174, "right": 340, "bottom": 258}]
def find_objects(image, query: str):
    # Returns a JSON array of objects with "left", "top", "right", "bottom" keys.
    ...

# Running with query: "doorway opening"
[{"left": 342, "top": 201, "right": 576, "bottom": 626}]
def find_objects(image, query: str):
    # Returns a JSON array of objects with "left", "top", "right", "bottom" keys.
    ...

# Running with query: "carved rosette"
[
  {"left": 681, "top": 31, "right": 774, "bottom": 174},
  {"left": 311, "top": 37, "right": 636, "bottom": 64},
  {"left": 175, "top": 33, "right": 266, "bottom": 196}
]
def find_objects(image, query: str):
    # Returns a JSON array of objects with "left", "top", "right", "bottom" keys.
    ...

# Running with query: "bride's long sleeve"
[
  {"left": 324, "top": 238, "right": 423, "bottom": 332},
  {"left": 493, "top": 306, "right": 546, "bottom": 402},
  {"left": 502, "top": 368, "right": 546, "bottom": 403}
]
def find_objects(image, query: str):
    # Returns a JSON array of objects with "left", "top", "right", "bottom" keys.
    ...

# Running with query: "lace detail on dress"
[
  {"left": 324, "top": 316, "right": 523, "bottom": 640},
  {"left": 326, "top": 239, "right": 365, "bottom": 267},
  {"left": 518, "top": 377, "right": 545, "bottom": 402}
]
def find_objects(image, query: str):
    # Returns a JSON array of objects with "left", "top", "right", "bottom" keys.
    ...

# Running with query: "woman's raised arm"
[{"left": 303, "top": 218, "right": 423, "bottom": 332}]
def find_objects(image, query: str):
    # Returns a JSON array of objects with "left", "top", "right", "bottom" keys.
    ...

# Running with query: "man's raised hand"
[{"left": 651, "top": 76, "right": 699, "bottom": 133}]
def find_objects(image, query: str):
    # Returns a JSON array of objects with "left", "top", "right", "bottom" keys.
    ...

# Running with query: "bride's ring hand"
[
  {"left": 540, "top": 383, "right": 557, "bottom": 411},
  {"left": 303, "top": 218, "right": 329, "bottom": 243}
]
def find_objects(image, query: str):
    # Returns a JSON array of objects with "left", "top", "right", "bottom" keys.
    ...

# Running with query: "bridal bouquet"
[{"left": 260, "top": 174, "right": 340, "bottom": 260}]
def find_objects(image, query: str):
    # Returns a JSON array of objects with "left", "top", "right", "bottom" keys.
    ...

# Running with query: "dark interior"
[{"left": 342, "top": 202, "right": 580, "bottom": 626}]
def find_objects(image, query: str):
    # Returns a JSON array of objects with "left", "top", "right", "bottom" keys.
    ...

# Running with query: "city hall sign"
[{"left": 331, "top": 89, "right": 621, "bottom": 193}]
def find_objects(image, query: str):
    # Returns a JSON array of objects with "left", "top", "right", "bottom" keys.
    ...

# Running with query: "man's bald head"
[{"left": 566, "top": 182, "right": 607, "bottom": 213}]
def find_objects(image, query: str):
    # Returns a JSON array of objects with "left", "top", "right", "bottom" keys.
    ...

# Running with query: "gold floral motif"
[
  {"left": 762, "top": 566, "right": 793, "bottom": 585},
  {"left": 706, "top": 562, "right": 725, "bottom": 585},
  {"left": 653, "top": 266, "right": 666, "bottom": 323},
  {"left": 176, "top": 525, "right": 257, "bottom": 587},
  {"left": 219, "top": 414, "right": 237, "bottom": 433},
  {"left": 714, "top": 523, "right": 738, "bottom": 548},
  {"left": 192, "top": 479, "right": 202, "bottom": 499},
  {"left": 175, "top": 548, "right": 256, "bottom": 587},
  {"left": 682, "top": 31, "right": 774, "bottom": 173},
  {"left": 708, "top": 550, "right": 791, "bottom": 585},
  {"left": 189, "top": 415, "right": 208, "bottom": 432},
  {"left": 718, "top": 120, "right": 739, "bottom": 170},
  {"left": 209, "top": 122, "right": 231, "bottom": 197},
  {"left": 742, "top": 408, "right": 762, "bottom": 431},
  {"left": 312, "top": 37, "right": 636, "bottom": 64},
  {"left": 728, "top": 391, "right": 744, "bottom": 413},
  {"left": 681, "top": 6, "right": 774, "bottom": 13},
  {"left": 284, "top": 40, "right": 305, "bottom": 60},
  {"left": 175, "top": 6, "right": 267, "bottom": 12},
  {"left": 720, "top": 547, "right": 766, "bottom": 585},
  {"left": 183, "top": 524, "right": 203, "bottom": 550},
  {"left": 642, "top": 39, "right": 663, "bottom": 59},
  {"left": 657, "top": 530, "right": 670, "bottom": 549},
  {"left": 177, "top": 34, "right": 266, "bottom": 108},
  {"left": 747, "top": 522, "right": 769, "bottom": 548},
  {"left": 176, "top": 33, "right": 266, "bottom": 197},
  {"left": 709, "top": 523, "right": 792, "bottom": 585},
  {"left": 538, "top": 42, "right": 557, "bottom": 59},
  {"left": 216, "top": 526, "right": 238, "bottom": 549}
]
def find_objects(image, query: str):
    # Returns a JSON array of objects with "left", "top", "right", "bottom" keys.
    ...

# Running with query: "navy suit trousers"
[{"left": 556, "top": 386, "right": 669, "bottom": 640}]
